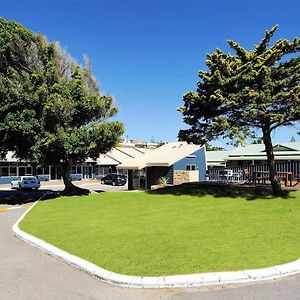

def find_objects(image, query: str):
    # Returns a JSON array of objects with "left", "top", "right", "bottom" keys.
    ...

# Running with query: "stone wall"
[
  {"left": 173, "top": 170, "right": 195, "bottom": 185},
  {"left": 173, "top": 170, "right": 199, "bottom": 185}
]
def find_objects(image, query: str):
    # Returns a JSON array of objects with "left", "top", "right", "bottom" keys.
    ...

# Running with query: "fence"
[{"left": 207, "top": 161, "right": 300, "bottom": 183}]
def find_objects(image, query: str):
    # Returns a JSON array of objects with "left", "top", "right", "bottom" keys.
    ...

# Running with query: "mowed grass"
[{"left": 20, "top": 186, "right": 300, "bottom": 276}]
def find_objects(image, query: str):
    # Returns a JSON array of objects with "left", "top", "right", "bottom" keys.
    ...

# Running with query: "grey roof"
[
  {"left": 227, "top": 142, "right": 300, "bottom": 161},
  {"left": 206, "top": 151, "right": 230, "bottom": 166}
]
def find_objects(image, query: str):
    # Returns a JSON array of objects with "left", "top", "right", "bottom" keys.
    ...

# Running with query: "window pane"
[
  {"left": 10, "top": 167, "right": 17, "bottom": 176},
  {"left": 1, "top": 167, "right": 9, "bottom": 176},
  {"left": 19, "top": 167, "right": 26, "bottom": 176}
]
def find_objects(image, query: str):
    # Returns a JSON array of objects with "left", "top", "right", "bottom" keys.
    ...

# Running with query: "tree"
[
  {"left": 0, "top": 18, "right": 124, "bottom": 195},
  {"left": 178, "top": 26, "right": 300, "bottom": 195},
  {"left": 205, "top": 143, "right": 226, "bottom": 151},
  {"left": 0, "top": 18, "right": 45, "bottom": 159},
  {"left": 252, "top": 138, "right": 264, "bottom": 144}
]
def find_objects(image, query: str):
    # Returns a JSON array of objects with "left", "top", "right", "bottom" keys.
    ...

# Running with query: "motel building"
[{"left": 0, "top": 142, "right": 207, "bottom": 189}]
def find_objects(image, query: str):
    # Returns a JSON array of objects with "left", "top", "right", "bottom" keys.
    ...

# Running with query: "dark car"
[{"left": 101, "top": 173, "right": 127, "bottom": 186}]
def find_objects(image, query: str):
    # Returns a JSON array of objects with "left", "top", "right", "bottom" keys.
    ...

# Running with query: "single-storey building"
[
  {"left": 206, "top": 142, "right": 300, "bottom": 181},
  {"left": 117, "top": 142, "right": 206, "bottom": 190},
  {"left": 0, "top": 144, "right": 153, "bottom": 184},
  {"left": 94, "top": 147, "right": 152, "bottom": 178},
  {"left": 225, "top": 142, "right": 300, "bottom": 167},
  {"left": 206, "top": 150, "right": 230, "bottom": 169}
]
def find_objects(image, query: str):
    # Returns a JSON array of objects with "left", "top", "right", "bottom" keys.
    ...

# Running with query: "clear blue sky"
[{"left": 1, "top": 0, "right": 299, "bottom": 148}]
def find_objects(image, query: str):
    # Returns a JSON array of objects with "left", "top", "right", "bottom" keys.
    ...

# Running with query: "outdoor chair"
[
  {"left": 218, "top": 169, "right": 233, "bottom": 182},
  {"left": 293, "top": 176, "right": 300, "bottom": 187},
  {"left": 242, "top": 168, "right": 254, "bottom": 184},
  {"left": 232, "top": 170, "right": 243, "bottom": 182}
]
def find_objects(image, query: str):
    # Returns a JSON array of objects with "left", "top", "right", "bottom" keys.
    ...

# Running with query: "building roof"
[
  {"left": 115, "top": 147, "right": 147, "bottom": 158},
  {"left": 0, "top": 147, "right": 152, "bottom": 165},
  {"left": 96, "top": 147, "right": 152, "bottom": 165},
  {"left": 1, "top": 151, "right": 19, "bottom": 162},
  {"left": 117, "top": 142, "right": 203, "bottom": 170},
  {"left": 104, "top": 148, "right": 135, "bottom": 164},
  {"left": 227, "top": 142, "right": 300, "bottom": 161},
  {"left": 96, "top": 154, "right": 120, "bottom": 166},
  {"left": 206, "top": 150, "right": 230, "bottom": 166}
]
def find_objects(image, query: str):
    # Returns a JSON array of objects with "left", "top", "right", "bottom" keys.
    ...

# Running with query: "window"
[
  {"left": 10, "top": 167, "right": 17, "bottom": 176},
  {"left": 186, "top": 164, "right": 196, "bottom": 171},
  {"left": 19, "top": 167, "right": 26, "bottom": 176},
  {"left": 1, "top": 167, "right": 9, "bottom": 176},
  {"left": 26, "top": 167, "right": 32, "bottom": 175}
]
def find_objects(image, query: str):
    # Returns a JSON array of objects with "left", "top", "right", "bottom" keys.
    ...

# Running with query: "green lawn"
[{"left": 19, "top": 186, "right": 300, "bottom": 276}]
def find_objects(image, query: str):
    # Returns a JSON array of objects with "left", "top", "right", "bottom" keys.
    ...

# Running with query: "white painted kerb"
[{"left": 13, "top": 201, "right": 300, "bottom": 288}]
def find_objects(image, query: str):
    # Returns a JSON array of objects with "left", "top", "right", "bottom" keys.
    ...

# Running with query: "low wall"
[
  {"left": 0, "top": 176, "right": 18, "bottom": 184},
  {"left": 173, "top": 170, "right": 199, "bottom": 185}
]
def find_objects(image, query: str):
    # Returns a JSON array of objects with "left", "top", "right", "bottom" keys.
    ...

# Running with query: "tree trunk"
[
  {"left": 262, "top": 128, "right": 283, "bottom": 196},
  {"left": 60, "top": 160, "right": 90, "bottom": 196}
]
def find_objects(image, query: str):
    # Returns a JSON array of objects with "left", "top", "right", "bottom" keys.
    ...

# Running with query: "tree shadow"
[
  {"left": 0, "top": 190, "right": 61, "bottom": 205},
  {"left": 147, "top": 182, "right": 293, "bottom": 201}
]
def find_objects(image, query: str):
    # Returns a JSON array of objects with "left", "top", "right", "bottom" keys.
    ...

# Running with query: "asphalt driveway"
[{"left": 0, "top": 179, "right": 127, "bottom": 205}]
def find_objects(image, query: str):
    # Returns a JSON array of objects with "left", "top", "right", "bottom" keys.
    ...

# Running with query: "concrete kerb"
[{"left": 12, "top": 201, "right": 300, "bottom": 289}]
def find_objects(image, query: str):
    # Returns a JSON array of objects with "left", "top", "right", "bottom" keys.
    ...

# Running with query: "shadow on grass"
[
  {"left": 0, "top": 190, "right": 61, "bottom": 205},
  {"left": 147, "top": 182, "right": 293, "bottom": 201},
  {"left": 93, "top": 190, "right": 106, "bottom": 194}
]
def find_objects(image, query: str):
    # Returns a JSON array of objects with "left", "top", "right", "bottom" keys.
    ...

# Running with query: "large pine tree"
[{"left": 178, "top": 26, "right": 300, "bottom": 195}]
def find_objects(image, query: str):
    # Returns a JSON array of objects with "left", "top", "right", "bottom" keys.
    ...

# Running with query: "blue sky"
[{"left": 1, "top": 0, "right": 299, "bottom": 148}]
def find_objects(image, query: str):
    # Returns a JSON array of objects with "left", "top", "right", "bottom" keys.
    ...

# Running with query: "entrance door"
[{"left": 84, "top": 166, "right": 93, "bottom": 179}]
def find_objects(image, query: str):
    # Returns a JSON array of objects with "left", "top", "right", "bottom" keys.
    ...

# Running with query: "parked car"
[
  {"left": 100, "top": 173, "right": 127, "bottom": 186},
  {"left": 11, "top": 176, "right": 41, "bottom": 190}
]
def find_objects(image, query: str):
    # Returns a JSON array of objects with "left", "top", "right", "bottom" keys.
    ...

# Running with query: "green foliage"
[
  {"left": 0, "top": 18, "right": 45, "bottom": 158},
  {"left": 0, "top": 18, "right": 124, "bottom": 192},
  {"left": 178, "top": 26, "right": 299, "bottom": 195},
  {"left": 205, "top": 143, "right": 225, "bottom": 151},
  {"left": 157, "top": 176, "right": 169, "bottom": 186},
  {"left": 178, "top": 25, "right": 300, "bottom": 146},
  {"left": 252, "top": 138, "right": 264, "bottom": 144}
]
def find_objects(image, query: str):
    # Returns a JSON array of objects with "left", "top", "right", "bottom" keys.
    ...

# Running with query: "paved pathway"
[{"left": 1, "top": 207, "right": 300, "bottom": 299}]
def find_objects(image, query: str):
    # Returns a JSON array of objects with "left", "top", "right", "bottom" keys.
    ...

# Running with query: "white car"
[{"left": 11, "top": 176, "right": 41, "bottom": 190}]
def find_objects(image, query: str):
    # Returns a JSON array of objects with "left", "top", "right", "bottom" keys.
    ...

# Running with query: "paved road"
[
  {"left": 0, "top": 180, "right": 127, "bottom": 205},
  {"left": 0, "top": 180, "right": 128, "bottom": 192},
  {"left": 1, "top": 208, "right": 300, "bottom": 300}
]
